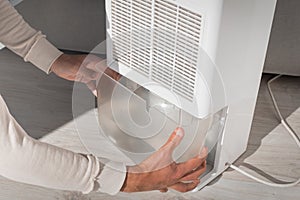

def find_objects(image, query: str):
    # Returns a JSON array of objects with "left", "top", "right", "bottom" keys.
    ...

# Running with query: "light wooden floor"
[{"left": 0, "top": 49, "right": 299, "bottom": 200}]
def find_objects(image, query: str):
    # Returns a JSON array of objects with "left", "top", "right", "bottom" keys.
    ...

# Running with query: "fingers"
[
  {"left": 78, "top": 56, "right": 105, "bottom": 82},
  {"left": 179, "top": 161, "right": 206, "bottom": 182},
  {"left": 130, "top": 128, "right": 185, "bottom": 174},
  {"left": 80, "top": 67, "right": 98, "bottom": 81},
  {"left": 86, "top": 81, "right": 97, "bottom": 97},
  {"left": 159, "top": 188, "right": 168, "bottom": 193},
  {"left": 175, "top": 147, "right": 207, "bottom": 179},
  {"left": 160, "top": 127, "right": 185, "bottom": 152},
  {"left": 104, "top": 68, "right": 122, "bottom": 80},
  {"left": 169, "top": 179, "right": 200, "bottom": 193},
  {"left": 85, "top": 57, "right": 106, "bottom": 72},
  {"left": 85, "top": 58, "right": 115, "bottom": 79},
  {"left": 76, "top": 55, "right": 121, "bottom": 86},
  {"left": 199, "top": 147, "right": 208, "bottom": 158},
  {"left": 161, "top": 162, "right": 205, "bottom": 193}
]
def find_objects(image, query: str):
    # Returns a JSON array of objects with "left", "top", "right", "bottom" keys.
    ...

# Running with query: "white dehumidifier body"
[{"left": 104, "top": 0, "right": 277, "bottom": 190}]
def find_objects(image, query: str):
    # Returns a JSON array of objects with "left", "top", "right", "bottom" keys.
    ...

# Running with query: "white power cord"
[{"left": 226, "top": 74, "right": 300, "bottom": 187}]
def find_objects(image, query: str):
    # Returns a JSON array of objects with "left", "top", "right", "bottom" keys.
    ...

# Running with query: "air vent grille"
[
  {"left": 131, "top": 0, "right": 152, "bottom": 76},
  {"left": 152, "top": 0, "right": 177, "bottom": 89},
  {"left": 110, "top": 0, "right": 202, "bottom": 101},
  {"left": 111, "top": 0, "right": 131, "bottom": 66}
]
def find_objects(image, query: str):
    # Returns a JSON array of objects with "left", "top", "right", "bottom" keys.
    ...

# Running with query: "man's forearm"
[
  {"left": 0, "top": 94, "right": 128, "bottom": 194},
  {"left": 0, "top": 0, "right": 62, "bottom": 73},
  {"left": 0, "top": 95, "right": 102, "bottom": 193}
]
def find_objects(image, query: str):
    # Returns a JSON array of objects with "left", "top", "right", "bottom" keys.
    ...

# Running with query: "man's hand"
[
  {"left": 50, "top": 54, "right": 121, "bottom": 95},
  {"left": 121, "top": 128, "right": 208, "bottom": 193}
]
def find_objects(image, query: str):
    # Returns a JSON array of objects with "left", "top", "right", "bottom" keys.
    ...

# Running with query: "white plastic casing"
[
  {"left": 106, "top": 0, "right": 226, "bottom": 119},
  {"left": 105, "top": 0, "right": 277, "bottom": 190}
]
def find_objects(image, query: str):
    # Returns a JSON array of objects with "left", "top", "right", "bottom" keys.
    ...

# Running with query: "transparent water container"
[{"left": 97, "top": 73, "right": 227, "bottom": 165}]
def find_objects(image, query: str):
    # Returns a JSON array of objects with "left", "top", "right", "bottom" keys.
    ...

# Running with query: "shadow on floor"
[
  {"left": 207, "top": 74, "right": 300, "bottom": 187},
  {"left": 226, "top": 75, "right": 299, "bottom": 183},
  {"left": 0, "top": 49, "right": 93, "bottom": 139},
  {"left": 240, "top": 75, "right": 299, "bottom": 161}
]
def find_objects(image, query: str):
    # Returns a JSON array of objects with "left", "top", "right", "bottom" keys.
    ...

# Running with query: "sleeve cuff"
[
  {"left": 96, "top": 161, "right": 127, "bottom": 195},
  {"left": 24, "top": 37, "right": 63, "bottom": 74}
]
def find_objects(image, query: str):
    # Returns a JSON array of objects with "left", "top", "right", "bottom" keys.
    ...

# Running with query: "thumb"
[
  {"left": 86, "top": 81, "right": 97, "bottom": 97},
  {"left": 160, "top": 127, "right": 185, "bottom": 152}
]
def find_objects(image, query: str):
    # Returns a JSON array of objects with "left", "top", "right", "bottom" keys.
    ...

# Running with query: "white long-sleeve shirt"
[{"left": 0, "top": 0, "right": 126, "bottom": 195}]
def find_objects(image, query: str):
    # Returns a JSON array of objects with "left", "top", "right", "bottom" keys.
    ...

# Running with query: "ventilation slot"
[
  {"left": 172, "top": 6, "right": 201, "bottom": 100},
  {"left": 131, "top": 0, "right": 152, "bottom": 76},
  {"left": 110, "top": 0, "right": 203, "bottom": 102},
  {"left": 151, "top": 0, "right": 177, "bottom": 88},
  {"left": 111, "top": 0, "right": 131, "bottom": 66}
]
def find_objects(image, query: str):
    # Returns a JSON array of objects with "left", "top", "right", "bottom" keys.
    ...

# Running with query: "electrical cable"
[{"left": 226, "top": 74, "right": 300, "bottom": 187}]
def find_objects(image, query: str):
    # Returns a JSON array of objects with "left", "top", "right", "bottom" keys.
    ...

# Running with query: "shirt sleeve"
[
  {"left": 0, "top": 95, "right": 101, "bottom": 193},
  {"left": 0, "top": 0, "right": 63, "bottom": 73},
  {"left": 96, "top": 161, "right": 127, "bottom": 195},
  {"left": 0, "top": 0, "right": 128, "bottom": 194},
  {"left": 0, "top": 95, "right": 127, "bottom": 194}
]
